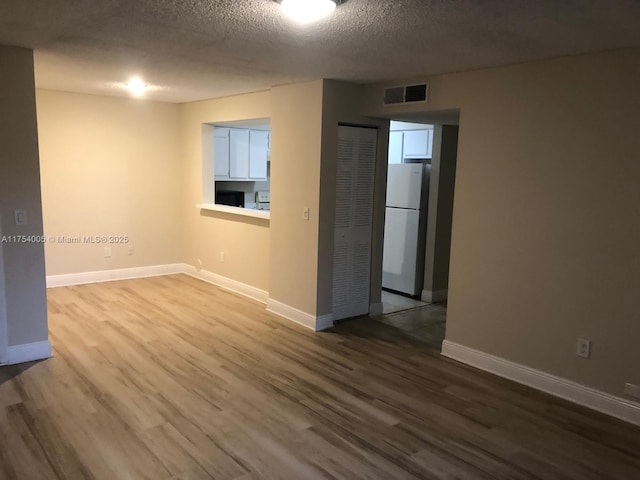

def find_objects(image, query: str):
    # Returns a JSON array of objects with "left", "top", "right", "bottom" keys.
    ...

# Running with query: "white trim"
[
  {"left": 369, "top": 302, "right": 383, "bottom": 317},
  {"left": 3, "top": 340, "right": 52, "bottom": 366},
  {"left": 197, "top": 203, "right": 270, "bottom": 221},
  {"left": 266, "top": 299, "right": 315, "bottom": 330},
  {"left": 46, "top": 264, "right": 185, "bottom": 288},
  {"left": 316, "top": 314, "right": 334, "bottom": 331},
  {"left": 421, "top": 288, "right": 448, "bottom": 303},
  {"left": 442, "top": 340, "right": 640, "bottom": 427},
  {"left": 183, "top": 265, "right": 268, "bottom": 304},
  {"left": 266, "top": 299, "right": 333, "bottom": 331}
]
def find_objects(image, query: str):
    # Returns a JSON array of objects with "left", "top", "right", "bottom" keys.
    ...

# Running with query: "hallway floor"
[
  {"left": 381, "top": 290, "right": 428, "bottom": 314},
  {"left": 375, "top": 302, "right": 447, "bottom": 348}
]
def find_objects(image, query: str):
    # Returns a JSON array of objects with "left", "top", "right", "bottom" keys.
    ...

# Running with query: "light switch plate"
[
  {"left": 576, "top": 338, "right": 591, "bottom": 359},
  {"left": 14, "top": 209, "right": 27, "bottom": 226}
]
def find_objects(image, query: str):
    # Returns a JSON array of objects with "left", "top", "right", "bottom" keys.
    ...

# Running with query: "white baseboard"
[
  {"left": 369, "top": 302, "right": 383, "bottom": 317},
  {"left": 46, "top": 264, "right": 185, "bottom": 288},
  {"left": 421, "top": 289, "right": 448, "bottom": 303},
  {"left": 184, "top": 265, "right": 268, "bottom": 304},
  {"left": 3, "top": 340, "right": 52, "bottom": 366},
  {"left": 266, "top": 299, "right": 334, "bottom": 332},
  {"left": 442, "top": 340, "right": 640, "bottom": 427},
  {"left": 47, "top": 263, "right": 270, "bottom": 306},
  {"left": 316, "top": 313, "right": 335, "bottom": 331}
]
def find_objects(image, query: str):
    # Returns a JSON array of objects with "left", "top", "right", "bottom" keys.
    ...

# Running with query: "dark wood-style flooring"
[{"left": 1, "top": 274, "right": 639, "bottom": 479}]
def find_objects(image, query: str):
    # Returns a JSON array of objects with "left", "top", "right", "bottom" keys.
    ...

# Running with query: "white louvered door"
[{"left": 332, "top": 126, "right": 377, "bottom": 321}]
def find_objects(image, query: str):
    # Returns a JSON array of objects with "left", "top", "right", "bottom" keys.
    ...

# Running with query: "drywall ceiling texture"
[{"left": 1, "top": 0, "right": 639, "bottom": 102}]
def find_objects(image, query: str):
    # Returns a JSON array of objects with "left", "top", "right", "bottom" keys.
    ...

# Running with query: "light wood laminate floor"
[{"left": 1, "top": 274, "right": 639, "bottom": 479}]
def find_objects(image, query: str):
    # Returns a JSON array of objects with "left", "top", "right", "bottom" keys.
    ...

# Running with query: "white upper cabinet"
[
  {"left": 388, "top": 131, "right": 404, "bottom": 164},
  {"left": 249, "top": 131, "right": 269, "bottom": 180},
  {"left": 403, "top": 129, "right": 432, "bottom": 157},
  {"left": 388, "top": 126, "right": 434, "bottom": 163},
  {"left": 229, "top": 129, "right": 250, "bottom": 179},
  {"left": 215, "top": 127, "right": 269, "bottom": 181},
  {"left": 214, "top": 128, "right": 230, "bottom": 180}
]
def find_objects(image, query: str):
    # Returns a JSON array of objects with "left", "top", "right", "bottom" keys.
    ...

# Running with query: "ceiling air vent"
[{"left": 383, "top": 83, "right": 429, "bottom": 105}]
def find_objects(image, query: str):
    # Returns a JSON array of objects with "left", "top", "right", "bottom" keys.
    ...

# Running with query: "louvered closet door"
[{"left": 332, "top": 125, "right": 377, "bottom": 321}]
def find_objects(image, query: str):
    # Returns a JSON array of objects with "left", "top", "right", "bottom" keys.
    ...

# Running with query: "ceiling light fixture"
[
  {"left": 125, "top": 77, "right": 148, "bottom": 97},
  {"left": 277, "top": 0, "right": 343, "bottom": 24}
]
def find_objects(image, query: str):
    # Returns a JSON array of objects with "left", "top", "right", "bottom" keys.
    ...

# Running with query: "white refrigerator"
[{"left": 382, "top": 163, "right": 430, "bottom": 296}]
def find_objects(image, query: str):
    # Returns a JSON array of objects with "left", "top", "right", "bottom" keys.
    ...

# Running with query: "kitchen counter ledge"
[{"left": 197, "top": 204, "right": 270, "bottom": 221}]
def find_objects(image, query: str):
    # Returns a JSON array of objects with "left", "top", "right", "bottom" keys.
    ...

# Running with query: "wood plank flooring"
[{"left": 1, "top": 274, "right": 639, "bottom": 479}]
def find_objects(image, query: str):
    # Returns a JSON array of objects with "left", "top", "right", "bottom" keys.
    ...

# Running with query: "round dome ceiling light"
[
  {"left": 125, "top": 77, "right": 148, "bottom": 97},
  {"left": 278, "top": 0, "right": 344, "bottom": 24}
]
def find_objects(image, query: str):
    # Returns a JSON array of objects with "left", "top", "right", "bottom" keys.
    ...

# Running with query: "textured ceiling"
[{"left": 1, "top": 0, "right": 639, "bottom": 103}]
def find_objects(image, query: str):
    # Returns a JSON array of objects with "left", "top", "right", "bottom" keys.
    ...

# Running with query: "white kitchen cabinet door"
[
  {"left": 388, "top": 131, "right": 403, "bottom": 164},
  {"left": 403, "top": 129, "right": 430, "bottom": 157},
  {"left": 249, "top": 130, "right": 269, "bottom": 180},
  {"left": 229, "top": 129, "right": 250, "bottom": 179},
  {"left": 214, "top": 128, "right": 230, "bottom": 179},
  {"left": 332, "top": 125, "right": 377, "bottom": 321}
]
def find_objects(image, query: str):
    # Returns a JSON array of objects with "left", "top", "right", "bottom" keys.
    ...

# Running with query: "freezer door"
[
  {"left": 382, "top": 207, "right": 421, "bottom": 295},
  {"left": 386, "top": 164, "right": 423, "bottom": 209}
]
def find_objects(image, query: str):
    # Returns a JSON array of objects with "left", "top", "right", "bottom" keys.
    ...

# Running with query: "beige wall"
[
  {"left": 180, "top": 91, "right": 271, "bottom": 291},
  {"left": 269, "top": 81, "right": 324, "bottom": 312},
  {"left": 362, "top": 47, "right": 640, "bottom": 397},
  {"left": 0, "top": 46, "right": 48, "bottom": 347},
  {"left": 30, "top": 44, "right": 640, "bottom": 403},
  {"left": 37, "top": 90, "right": 183, "bottom": 275}
]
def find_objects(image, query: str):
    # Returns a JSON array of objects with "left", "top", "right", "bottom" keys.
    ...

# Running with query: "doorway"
[{"left": 378, "top": 111, "right": 460, "bottom": 348}]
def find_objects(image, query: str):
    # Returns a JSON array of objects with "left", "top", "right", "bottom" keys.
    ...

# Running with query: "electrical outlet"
[
  {"left": 219, "top": 251, "right": 225, "bottom": 262},
  {"left": 576, "top": 338, "right": 591, "bottom": 359},
  {"left": 624, "top": 383, "right": 640, "bottom": 400},
  {"left": 104, "top": 246, "right": 112, "bottom": 258}
]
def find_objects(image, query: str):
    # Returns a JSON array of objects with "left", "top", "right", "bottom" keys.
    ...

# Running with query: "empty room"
[{"left": 1, "top": 1, "right": 640, "bottom": 478}]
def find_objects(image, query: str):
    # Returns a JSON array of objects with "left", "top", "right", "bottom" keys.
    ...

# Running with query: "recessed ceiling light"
[
  {"left": 278, "top": 0, "right": 342, "bottom": 24},
  {"left": 125, "top": 77, "right": 147, "bottom": 97}
]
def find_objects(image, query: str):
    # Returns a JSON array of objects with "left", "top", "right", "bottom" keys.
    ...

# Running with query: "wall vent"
[{"left": 383, "top": 83, "right": 429, "bottom": 105}]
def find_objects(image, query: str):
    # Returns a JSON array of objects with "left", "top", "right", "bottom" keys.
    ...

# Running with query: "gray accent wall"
[{"left": 0, "top": 45, "right": 48, "bottom": 347}]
